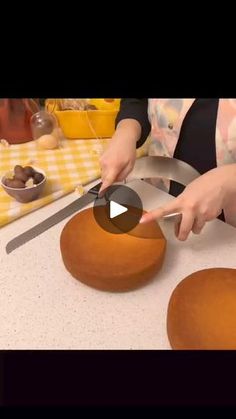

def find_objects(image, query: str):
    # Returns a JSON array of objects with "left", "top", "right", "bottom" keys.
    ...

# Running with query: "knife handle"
[{"left": 88, "top": 182, "right": 103, "bottom": 196}]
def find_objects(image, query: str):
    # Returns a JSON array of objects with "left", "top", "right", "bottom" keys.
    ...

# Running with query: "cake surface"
[
  {"left": 60, "top": 207, "right": 167, "bottom": 292},
  {"left": 167, "top": 268, "right": 236, "bottom": 349}
]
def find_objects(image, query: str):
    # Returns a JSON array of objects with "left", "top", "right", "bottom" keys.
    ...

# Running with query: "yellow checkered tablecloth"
[{"left": 0, "top": 138, "right": 149, "bottom": 228}]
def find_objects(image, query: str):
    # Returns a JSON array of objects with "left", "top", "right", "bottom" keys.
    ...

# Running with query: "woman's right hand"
[{"left": 99, "top": 119, "right": 141, "bottom": 195}]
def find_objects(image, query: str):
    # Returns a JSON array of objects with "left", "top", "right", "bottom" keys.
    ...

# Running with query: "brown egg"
[
  {"left": 3, "top": 178, "right": 13, "bottom": 187},
  {"left": 33, "top": 172, "right": 45, "bottom": 185},
  {"left": 37, "top": 134, "right": 59, "bottom": 150},
  {"left": 24, "top": 166, "right": 35, "bottom": 177},
  {"left": 5, "top": 178, "right": 26, "bottom": 189},
  {"left": 14, "top": 165, "right": 28, "bottom": 182}
]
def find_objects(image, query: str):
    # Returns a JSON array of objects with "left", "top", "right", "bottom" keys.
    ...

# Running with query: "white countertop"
[{"left": 1, "top": 179, "right": 236, "bottom": 349}]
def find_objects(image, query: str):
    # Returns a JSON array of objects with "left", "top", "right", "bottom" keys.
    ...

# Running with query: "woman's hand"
[
  {"left": 99, "top": 119, "right": 141, "bottom": 195},
  {"left": 140, "top": 164, "right": 236, "bottom": 241}
]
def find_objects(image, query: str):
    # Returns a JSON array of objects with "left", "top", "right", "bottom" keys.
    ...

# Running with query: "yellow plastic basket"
[{"left": 45, "top": 99, "right": 120, "bottom": 139}]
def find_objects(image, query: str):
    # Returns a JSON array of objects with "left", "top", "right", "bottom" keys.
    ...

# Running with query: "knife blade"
[
  {"left": 6, "top": 182, "right": 102, "bottom": 254},
  {"left": 128, "top": 156, "right": 200, "bottom": 186}
]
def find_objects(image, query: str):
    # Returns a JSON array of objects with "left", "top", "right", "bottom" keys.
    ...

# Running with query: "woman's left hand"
[{"left": 140, "top": 164, "right": 236, "bottom": 241}]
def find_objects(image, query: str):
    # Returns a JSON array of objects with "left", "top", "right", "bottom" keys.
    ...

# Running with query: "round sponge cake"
[
  {"left": 167, "top": 268, "right": 236, "bottom": 349},
  {"left": 60, "top": 207, "right": 167, "bottom": 292}
]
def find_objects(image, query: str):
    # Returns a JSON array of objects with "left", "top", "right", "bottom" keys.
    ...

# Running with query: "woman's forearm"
[
  {"left": 115, "top": 98, "right": 151, "bottom": 148},
  {"left": 114, "top": 118, "right": 142, "bottom": 145}
]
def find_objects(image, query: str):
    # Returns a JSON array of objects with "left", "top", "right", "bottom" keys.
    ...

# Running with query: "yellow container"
[{"left": 45, "top": 99, "right": 120, "bottom": 139}]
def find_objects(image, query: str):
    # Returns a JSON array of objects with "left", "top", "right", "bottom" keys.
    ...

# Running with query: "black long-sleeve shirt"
[{"left": 115, "top": 99, "right": 151, "bottom": 148}]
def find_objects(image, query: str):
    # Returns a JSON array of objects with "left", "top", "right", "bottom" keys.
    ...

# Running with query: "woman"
[{"left": 99, "top": 98, "right": 236, "bottom": 240}]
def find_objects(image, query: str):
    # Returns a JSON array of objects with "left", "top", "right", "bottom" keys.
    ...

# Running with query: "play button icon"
[
  {"left": 93, "top": 184, "right": 143, "bottom": 234},
  {"left": 110, "top": 201, "right": 128, "bottom": 219}
]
